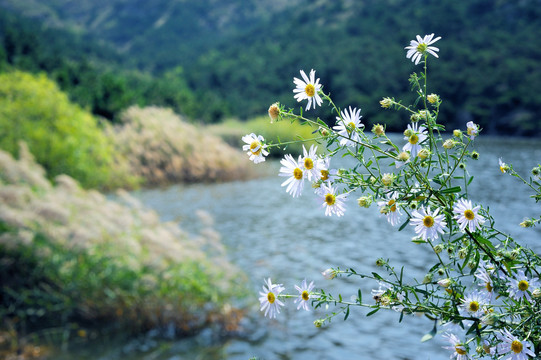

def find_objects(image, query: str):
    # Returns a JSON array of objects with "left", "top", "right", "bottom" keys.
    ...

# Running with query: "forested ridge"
[{"left": 1, "top": 0, "right": 540, "bottom": 135}]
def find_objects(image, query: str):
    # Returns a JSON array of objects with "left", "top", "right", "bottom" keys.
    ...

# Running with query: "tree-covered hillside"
[{"left": 1, "top": 0, "right": 541, "bottom": 134}]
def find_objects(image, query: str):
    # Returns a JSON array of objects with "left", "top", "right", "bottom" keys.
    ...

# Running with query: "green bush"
[{"left": 0, "top": 70, "right": 137, "bottom": 189}]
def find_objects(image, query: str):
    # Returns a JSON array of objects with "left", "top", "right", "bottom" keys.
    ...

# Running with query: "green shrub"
[{"left": 0, "top": 70, "right": 137, "bottom": 189}]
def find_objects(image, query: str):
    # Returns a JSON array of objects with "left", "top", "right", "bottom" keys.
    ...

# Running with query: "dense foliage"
[
  {"left": 0, "top": 71, "right": 138, "bottom": 189},
  {"left": 1, "top": 0, "right": 540, "bottom": 131}
]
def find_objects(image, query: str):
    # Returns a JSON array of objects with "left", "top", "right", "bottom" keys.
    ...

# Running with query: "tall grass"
[
  {"left": 111, "top": 106, "right": 258, "bottom": 186},
  {"left": 0, "top": 143, "right": 249, "bottom": 343}
]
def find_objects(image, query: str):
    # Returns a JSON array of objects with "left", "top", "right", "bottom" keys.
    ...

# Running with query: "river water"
[{"left": 60, "top": 136, "right": 541, "bottom": 359}]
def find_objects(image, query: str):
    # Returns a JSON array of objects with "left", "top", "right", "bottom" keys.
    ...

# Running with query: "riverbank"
[{"left": 0, "top": 144, "right": 251, "bottom": 358}]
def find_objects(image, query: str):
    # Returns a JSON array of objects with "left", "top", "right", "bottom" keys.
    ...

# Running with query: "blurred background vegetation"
[{"left": 0, "top": 0, "right": 540, "bottom": 134}]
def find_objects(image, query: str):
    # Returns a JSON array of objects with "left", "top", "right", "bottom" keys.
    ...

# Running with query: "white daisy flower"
[
  {"left": 474, "top": 263, "right": 496, "bottom": 299},
  {"left": 301, "top": 144, "right": 321, "bottom": 181},
  {"left": 466, "top": 121, "right": 479, "bottom": 140},
  {"left": 507, "top": 270, "right": 540, "bottom": 302},
  {"left": 333, "top": 106, "right": 364, "bottom": 147},
  {"left": 410, "top": 206, "right": 447, "bottom": 241},
  {"left": 377, "top": 193, "right": 402, "bottom": 226},
  {"left": 319, "top": 182, "right": 347, "bottom": 217},
  {"left": 258, "top": 278, "right": 285, "bottom": 319},
  {"left": 279, "top": 154, "right": 305, "bottom": 198},
  {"left": 316, "top": 156, "right": 338, "bottom": 183},
  {"left": 496, "top": 329, "right": 536, "bottom": 360},
  {"left": 293, "top": 69, "right": 323, "bottom": 111},
  {"left": 241, "top": 133, "right": 269, "bottom": 164},
  {"left": 405, "top": 33, "right": 442, "bottom": 65},
  {"left": 453, "top": 198, "right": 485, "bottom": 233},
  {"left": 442, "top": 333, "right": 469, "bottom": 360},
  {"left": 402, "top": 122, "right": 428, "bottom": 158},
  {"left": 460, "top": 290, "right": 489, "bottom": 319},
  {"left": 499, "top": 158, "right": 510, "bottom": 173},
  {"left": 294, "top": 279, "right": 315, "bottom": 311}
]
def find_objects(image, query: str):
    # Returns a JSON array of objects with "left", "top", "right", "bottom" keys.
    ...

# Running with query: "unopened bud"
[
  {"left": 322, "top": 268, "right": 336, "bottom": 280},
  {"left": 443, "top": 139, "right": 456, "bottom": 149},
  {"left": 372, "top": 124, "right": 385, "bottom": 137},
  {"left": 380, "top": 97, "right": 393, "bottom": 108},
  {"left": 268, "top": 102, "right": 280, "bottom": 123},
  {"left": 437, "top": 278, "right": 451, "bottom": 288},
  {"left": 427, "top": 94, "right": 439, "bottom": 104}
]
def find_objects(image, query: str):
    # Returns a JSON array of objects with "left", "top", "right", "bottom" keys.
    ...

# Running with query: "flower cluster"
[{"left": 244, "top": 34, "right": 541, "bottom": 359}]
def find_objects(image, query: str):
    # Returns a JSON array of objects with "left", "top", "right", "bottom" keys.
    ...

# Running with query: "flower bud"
[
  {"left": 453, "top": 129, "right": 462, "bottom": 138},
  {"left": 381, "top": 173, "right": 394, "bottom": 187},
  {"left": 433, "top": 244, "right": 443, "bottom": 254},
  {"left": 357, "top": 195, "right": 372, "bottom": 208},
  {"left": 322, "top": 268, "right": 336, "bottom": 280},
  {"left": 520, "top": 219, "right": 535, "bottom": 228},
  {"left": 403, "top": 128, "right": 413, "bottom": 137},
  {"left": 398, "top": 151, "right": 410, "bottom": 162},
  {"left": 532, "top": 288, "right": 541, "bottom": 298},
  {"left": 470, "top": 151, "right": 480, "bottom": 160},
  {"left": 427, "top": 94, "right": 439, "bottom": 104},
  {"left": 443, "top": 139, "right": 456, "bottom": 149},
  {"left": 422, "top": 274, "right": 433, "bottom": 284},
  {"left": 418, "top": 148, "right": 430, "bottom": 160},
  {"left": 319, "top": 127, "right": 330, "bottom": 137},
  {"left": 418, "top": 110, "right": 430, "bottom": 121},
  {"left": 372, "top": 124, "right": 385, "bottom": 137},
  {"left": 380, "top": 97, "right": 393, "bottom": 108},
  {"left": 375, "top": 258, "right": 386, "bottom": 267},
  {"left": 458, "top": 248, "right": 467, "bottom": 259},
  {"left": 437, "top": 278, "right": 451, "bottom": 288},
  {"left": 314, "top": 319, "right": 324, "bottom": 328},
  {"left": 268, "top": 102, "right": 280, "bottom": 123},
  {"left": 410, "top": 113, "right": 421, "bottom": 122}
]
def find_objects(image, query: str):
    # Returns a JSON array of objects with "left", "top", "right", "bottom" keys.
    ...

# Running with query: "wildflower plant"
[{"left": 244, "top": 34, "right": 541, "bottom": 358}]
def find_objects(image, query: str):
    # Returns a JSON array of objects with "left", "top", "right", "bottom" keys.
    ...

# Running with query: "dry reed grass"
[
  {"left": 111, "top": 106, "right": 258, "bottom": 186},
  {"left": 0, "top": 143, "right": 248, "bottom": 335}
]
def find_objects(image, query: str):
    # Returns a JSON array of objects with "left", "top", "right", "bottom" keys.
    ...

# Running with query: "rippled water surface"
[{"left": 60, "top": 136, "right": 541, "bottom": 359}]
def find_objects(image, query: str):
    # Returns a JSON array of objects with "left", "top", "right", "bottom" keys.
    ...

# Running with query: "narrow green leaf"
[
  {"left": 441, "top": 186, "right": 462, "bottom": 194},
  {"left": 344, "top": 306, "right": 350, "bottom": 321},
  {"left": 366, "top": 307, "right": 379, "bottom": 317},
  {"left": 398, "top": 218, "right": 410, "bottom": 231}
]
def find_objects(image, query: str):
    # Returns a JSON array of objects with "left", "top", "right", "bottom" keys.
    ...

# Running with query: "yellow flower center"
[
  {"left": 250, "top": 141, "right": 261, "bottom": 155},
  {"left": 417, "top": 43, "right": 428, "bottom": 53},
  {"left": 347, "top": 122, "right": 356, "bottom": 134},
  {"left": 321, "top": 169, "right": 329, "bottom": 181},
  {"left": 325, "top": 193, "right": 336, "bottom": 206},
  {"left": 305, "top": 84, "right": 315, "bottom": 97},
  {"left": 267, "top": 292, "right": 275, "bottom": 304},
  {"left": 304, "top": 157, "right": 314, "bottom": 170},
  {"left": 409, "top": 134, "right": 419, "bottom": 145},
  {"left": 468, "top": 301, "right": 479, "bottom": 312},
  {"left": 467, "top": 127, "right": 475, "bottom": 136},
  {"left": 455, "top": 345, "right": 467, "bottom": 355},
  {"left": 423, "top": 215, "right": 434, "bottom": 228},
  {"left": 511, "top": 340, "right": 523, "bottom": 354},
  {"left": 302, "top": 290, "right": 310, "bottom": 301},
  {"left": 388, "top": 199, "right": 397, "bottom": 212},
  {"left": 486, "top": 282, "right": 493, "bottom": 293},
  {"left": 293, "top": 168, "right": 303, "bottom": 180},
  {"left": 518, "top": 280, "right": 529, "bottom": 291},
  {"left": 464, "top": 209, "right": 475, "bottom": 221}
]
